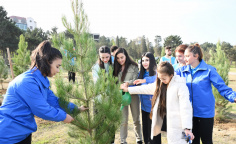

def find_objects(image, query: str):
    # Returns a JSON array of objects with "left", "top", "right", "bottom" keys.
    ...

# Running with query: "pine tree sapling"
[
  {"left": 12, "top": 34, "right": 30, "bottom": 76},
  {"left": 0, "top": 56, "right": 8, "bottom": 89},
  {"left": 52, "top": 0, "right": 122, "bottom": 143},
  {"left": 208, "top": 41, "right": 232, "bottom": 122}
]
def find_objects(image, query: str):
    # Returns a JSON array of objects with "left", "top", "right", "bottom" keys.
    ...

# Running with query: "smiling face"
[
  {"left": 184, "top": 49, "right": 198, "bottom": 65},
  {"left": 157, "top": 72, "right": 173, "bottom": 85},
  {"left": 175, "top": 52, "right": 185, "bottom": 64},
  {"left": 142, "top": 56, "right": 150, "bottom": 70},
  {"left": 48, "top": 58, "right": 62, "bottom": 77},
  {"left": 99, "top": 53, "right": 111, "bottom": 63},
  {"left": 116, "top": 53, "right": 126, "bottom": 66}
]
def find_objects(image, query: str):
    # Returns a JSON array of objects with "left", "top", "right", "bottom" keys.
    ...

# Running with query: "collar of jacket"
[
  {"left": 182, "top": 60, "right": 208, "bottom": 73},
  {"left": 168, "top": 74, "right": 186, "bottom": 87},
  {"left": 31, "top": 67, "right": 50, "bottom": 88}
]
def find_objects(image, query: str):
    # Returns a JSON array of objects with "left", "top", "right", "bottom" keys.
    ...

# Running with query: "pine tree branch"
[
  {"left": 66, "top": 93, "right": 87, "bottom": 102},
  {"left": 95, "top": 120, "right": 113, "bottom": 140},
  {"left": 73, "top": 119, "right": 90, "bottom": 132}
]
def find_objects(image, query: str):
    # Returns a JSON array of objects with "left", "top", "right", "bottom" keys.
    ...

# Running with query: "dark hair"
[
  {"left": 165, "top": 46, "right": 172, "bottom": 50},
  {"left": 113, "top": 48, "right": 138, "bottom": 82},
  {"left": 186, "top": 43, "right": 203, "bottom": 61},
  {"left": 98, "top": 46, "right": 112, "bottom": 69},
  {"left": 150, "top": 62, "right": 174, "bottom": 119},
  {"left": 110, "top": 45, "right": 118, "bottom": 52},
  {"left": 175, "top": 44, "right": 188, "bottom": 54},
  {"left": 30, "top": 40, "right": 62, "bottom": 76},
  {"left": 138, "top": 52, "right": 157, "bottom": 79}
]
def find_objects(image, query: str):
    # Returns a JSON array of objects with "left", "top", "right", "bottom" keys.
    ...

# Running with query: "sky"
[{"left": 1, "top": 0, "right": 236, "bottom": 45}]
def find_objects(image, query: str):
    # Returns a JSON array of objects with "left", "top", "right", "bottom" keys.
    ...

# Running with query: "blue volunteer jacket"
[
  {"left": 0, "top": 68, "right": 76, "bottom": 143},
  {"left": 175, "top": 60, "right": 236, "bottom": 118},
  {"left": 138, "top": 71, "right": 157, "bottom": 113}
]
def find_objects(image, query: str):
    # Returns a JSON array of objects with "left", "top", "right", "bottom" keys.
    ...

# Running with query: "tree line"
[{"left": 1, "top": 6, "right": 236, "bottom": 65}]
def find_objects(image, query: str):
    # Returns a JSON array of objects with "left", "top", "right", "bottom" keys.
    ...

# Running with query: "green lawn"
[{"left": 230, "top": 68, "right": 236, "bottom": 73}]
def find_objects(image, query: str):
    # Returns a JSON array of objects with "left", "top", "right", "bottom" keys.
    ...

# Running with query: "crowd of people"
[{"left": 0, "top": 40, "right": 236, "bottom": 144}]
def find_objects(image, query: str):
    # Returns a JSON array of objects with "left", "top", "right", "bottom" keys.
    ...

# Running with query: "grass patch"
[
  {"left": 230, "top": 61, "right": 236, "bottom": 68},
  {"left": 230, "top": 68, "right": 236, "bottom": 73}
]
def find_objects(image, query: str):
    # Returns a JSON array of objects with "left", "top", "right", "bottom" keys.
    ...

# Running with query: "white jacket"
[{"left": 128, "top": 75, "right": 193, "bottom": 144}]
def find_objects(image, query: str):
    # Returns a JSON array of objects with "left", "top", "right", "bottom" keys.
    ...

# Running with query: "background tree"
[
  {"left": 64, "top": 30, "right": 74, "bottom": 39},
  {"left": 52, "top": 0, "right": 122, "bottom": 143},
  {"left": 24, "top": 28, "right": 48, "bottom": 51},
  {"left": 141, "top": 35, "right": 147, "bottom": 54},
  {"left": 0, "top": 6, "right": 22, "bottom": 61},
  {"left": 12, "top": 34, "right": 31, "bottom": 76},
  {"left": 221, "top": 41, "right": 234, "bottom": 64},
  {"left": 231, "top": 46, "right": 236, "bottom": 67},
  {"left": 154, "top": 35, "right": 162, "bottom": 56},
  {"left": 161, "top": 46, "right": 165, "bottom": 57},
  {"left": 0, "top": 55, "right": 8, "bottom": 89},
  {"left": 95, "top": 36, "right": 111, "bottom": 50},
  {"left": 119, "top": 36, "right": 127, "bottom": 48},
  {"left": 200, "top": 42, "right": 216, "bottom": 62},
  {"left": 200, "top": 42, "right": 216, "bottom": 52},
  {"left": 50, "top": 26, "right": 58, "bottom": 36},
  {"left": 208, "top": 41, "right": 231, "bottom": 122},
  {"left": 163, "top": 35, "right": 183, "bottom": 49},
  {"left": 116, "top": 36, "right": 119, "bottom": 47},
  {"left": 148, "top": 42, "right": 155, "bottom": 54},
  {"left": 127, "top": 40, "right": 139, "bottom": 59}
]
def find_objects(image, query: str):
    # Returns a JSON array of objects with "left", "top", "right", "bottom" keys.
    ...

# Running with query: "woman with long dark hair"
[
  {"left": 132, "top": 52, "right": 158, "bottom": 144},
  {"left": 113, "top": 48, "right": 142, "bottom": 144}
]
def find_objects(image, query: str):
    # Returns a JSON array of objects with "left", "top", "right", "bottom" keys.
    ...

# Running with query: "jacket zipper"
[{"left": 191, "top": 73, "right": 195, "bottom": 116}]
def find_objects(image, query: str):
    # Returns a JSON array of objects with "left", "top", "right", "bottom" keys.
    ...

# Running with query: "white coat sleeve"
[{"left": 128, "top": 82, "right": 156, "bottom": 95}]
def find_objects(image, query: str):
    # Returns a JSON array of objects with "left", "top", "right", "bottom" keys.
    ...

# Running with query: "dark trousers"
[
  {"left": 141, "top": 110, "right": 162, "bottom": 144},
  {"left": 192, "top": 117, "right": 214, "bottom": 144},
  {"left": 16, "top": 134, "right": 31, "bottom": 144},
  {"left": 68, "top": 71, "right": 75, "bottom": 83}
]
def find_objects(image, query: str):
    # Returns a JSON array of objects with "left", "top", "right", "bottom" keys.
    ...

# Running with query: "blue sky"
[{"left": 1, "top": 0, "right": 236, "bottom": 45}]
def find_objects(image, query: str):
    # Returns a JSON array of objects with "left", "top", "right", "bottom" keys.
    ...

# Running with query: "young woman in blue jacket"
[
  {"left": 175, "top": 44, "right": 236, "bottom": 144},
  {"left": 0, "top": 41, "right": 87, "bottom": 144},
  {"left": 132, "top": 52, "right": 158, "bottom": 144}
]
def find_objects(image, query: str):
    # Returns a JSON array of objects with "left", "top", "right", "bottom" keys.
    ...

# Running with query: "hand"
[
  {"left": 79, "top": 105, "right": 89, "bottom": 112},
  {"left": 123, "top": 82, "right": 129, "bottom": 87},
  {"left": 120, "top": 83, "right": 124, "bottom": 89},
  {"left": 234, "top": 98, "right": 236, "bottom": 103},
  {"left": 185, "top": 129, "right": 194, "bottom": 140},
  {"left": 120, "top": 83, "right": 129, "bottom": 92},
  {"left": 133, "top": 79, "right": 146, "bottom": 85},
  {"left": 122, "top": 87, "right": 129, "bottom": 92},
  {"left": 120, "top": 82, "right": 129, "bottom": 89},
  {"left": 63, "top": 114, "right": 74, "bottom": 123}
]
